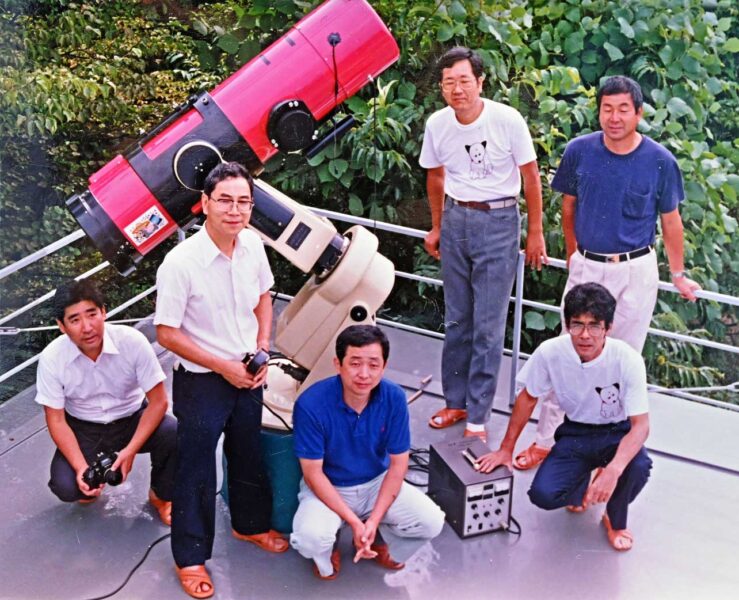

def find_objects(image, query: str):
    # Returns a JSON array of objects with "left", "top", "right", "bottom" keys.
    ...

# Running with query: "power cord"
[
  {"left": 82, "top": 533, "right": 171, "bottom": 600},
  {"left": 405, "top": 447, "right": 430, "bottom": 486}
]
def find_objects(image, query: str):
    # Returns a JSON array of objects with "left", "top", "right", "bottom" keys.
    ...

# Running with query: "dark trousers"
[
  {"left": 528, "top": 418, "right": 652, "bottom": 530},
  {"left": 171, "top": 367, "right": 272, "bottom": 568},
  {"left": 48, "top": 403, "right": 177, "bottom": 502}
]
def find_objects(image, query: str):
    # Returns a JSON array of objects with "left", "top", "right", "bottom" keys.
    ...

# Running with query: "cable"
[
  {"left": 248, "top": 385, "right": 293, "bottom": 432},
  {"left": 405, "top": 447, "right": 430, "bottom": 486},
  {"left": 505, "top": 515, "right": 522, "bottom": 537},
  {"left": 83, "top": 533, "right": 171, "bottom": 600}
]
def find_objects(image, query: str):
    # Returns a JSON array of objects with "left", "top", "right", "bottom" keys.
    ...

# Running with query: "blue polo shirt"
[
  {"left": 292, "top": 376, "right": 411, "bottom": 487},
  {"left": 551, "top": 132, "right": 684, "bottom": 253}
]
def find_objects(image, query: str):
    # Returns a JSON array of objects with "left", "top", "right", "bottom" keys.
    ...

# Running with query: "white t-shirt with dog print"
[
  {"left": 517, "top": 335, "right": 649, "bottom": 425},
  {"left": 419, "top": 98, "right": 536, "bottom": 201}
]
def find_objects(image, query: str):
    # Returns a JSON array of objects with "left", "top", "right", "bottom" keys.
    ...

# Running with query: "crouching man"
[
  {"left": 290, "top": 325, "right": 445, "bottom": 579},
  {"left": 476, "top": 282, "right": 652, "bottom": 551},
  {"left": 35, "top": 280, "right": 176, "bottom": 525}
]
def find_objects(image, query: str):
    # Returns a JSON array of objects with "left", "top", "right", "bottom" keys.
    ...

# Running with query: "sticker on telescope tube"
[{"left": 125, "top": 207, "right": 169, "bottom": 246}]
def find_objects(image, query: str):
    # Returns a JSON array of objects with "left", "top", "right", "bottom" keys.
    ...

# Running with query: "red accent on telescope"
[{"left": 67, "top": 0, "right": 399, "bottom": 275}]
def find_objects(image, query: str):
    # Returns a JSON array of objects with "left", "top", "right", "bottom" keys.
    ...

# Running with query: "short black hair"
[
  {"left": 437, "top": 46, "right": 484, "bottom": 81},
  {"left": 203, "top": 161, "right": 254, "bottom": 197},
  {"left": 596, "top": 75, "right": 643, "bottom": 112},
  {"left": 563, "top": 282, "right": 617, "bottom": 329},
  {"left": 335, "top": 325, "right": 389, "bottom": 364},
  {"left": 53, "top": 279, "right": 105, "bottom": 322}
]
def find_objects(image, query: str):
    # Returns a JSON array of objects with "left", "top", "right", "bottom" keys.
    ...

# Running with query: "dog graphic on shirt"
[
  {"left": 596, "top": 383, "right": 622, "bottom": 419},
  {"left": 465, "top": 141, "right": 493, "bottom": 180}
]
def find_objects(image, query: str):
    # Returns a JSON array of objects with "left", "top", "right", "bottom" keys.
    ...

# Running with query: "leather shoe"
[
  {"left": 371, "top": 544, "right": 404, "bottom": 570},
  {"left": 232, "top": 529, "right": 288, "bottom": 553},
  {"left": 313, "top": 548, "right": 341, "bottom": 580}
]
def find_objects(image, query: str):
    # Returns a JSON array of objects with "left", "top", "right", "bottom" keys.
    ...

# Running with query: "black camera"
[
  {"left": 82, "top": 451, "right": 123, "bottom": 489},
  {"left": 243, "top": 349, "right": 270, "bottom": 375}
]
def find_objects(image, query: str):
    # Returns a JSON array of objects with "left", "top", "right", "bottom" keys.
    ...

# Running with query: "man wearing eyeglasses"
[
  {"left": 419, "top": 46, "right": 547, "bottom": 444},
  {"left": 476, "top": 283, "right": 652, "bottom": 552},
  {"left": 155, "top": 162, "right": 287, "bottom": 599}
]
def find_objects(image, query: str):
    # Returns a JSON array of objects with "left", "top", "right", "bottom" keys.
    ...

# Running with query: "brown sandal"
[
  {"left": 512, "top": 443, "right": 550, "bottom": 470},
  {"left": 602, "top": 514, "right": 634, "bottom": 551},
  {"left": 148, "top": 489, "right": 172, "bottom": 526},
  {"left": 176, "top": 565, "right": 214, "bottom": 599},
  {"left": 232, "top": 528, "right": 289, "bottom": 553},
  {"left": 429, "top": 408, "right": 467, "bottom": 429},
  {"left": 313, "top": 548, "right": 341, "bottom": 580}
]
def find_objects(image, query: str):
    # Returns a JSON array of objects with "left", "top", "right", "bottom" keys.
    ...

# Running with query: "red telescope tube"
[{"left": 66, "top": 0, "right": 399, "bottom": 275}]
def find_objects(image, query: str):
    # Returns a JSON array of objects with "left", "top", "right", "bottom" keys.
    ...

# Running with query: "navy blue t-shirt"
[
  {"left": 293, "top": 376, "right": 411, "bottom": 487},
  {"left": 551, "top": 132, "right": 684, "bottom": 253}
]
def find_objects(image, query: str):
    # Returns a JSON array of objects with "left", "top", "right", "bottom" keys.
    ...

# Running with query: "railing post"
[{"left": 509, "top": 251, "right": 525, "bottom": 406}]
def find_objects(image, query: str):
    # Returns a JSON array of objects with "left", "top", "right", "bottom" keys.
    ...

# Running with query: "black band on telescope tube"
[
  {"left": 66, "top": 189, "right": 140, "bottom": 276},
  {"left": 126, "top": 92, "right": 262, "bottom": 226}
]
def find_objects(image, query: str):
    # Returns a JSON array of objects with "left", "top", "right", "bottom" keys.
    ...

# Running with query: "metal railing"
[{"left": 1, "top": 207, "right": 737, "bottom": 410}]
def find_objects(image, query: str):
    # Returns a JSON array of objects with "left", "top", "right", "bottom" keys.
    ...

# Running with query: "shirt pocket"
[{"left": 622, "top": 188, "right": 652, "bottom": 220}]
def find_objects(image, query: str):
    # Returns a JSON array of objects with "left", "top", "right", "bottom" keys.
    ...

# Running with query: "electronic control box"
[{"left": 428, "top": 438, "right": 513, "bottom": 538}]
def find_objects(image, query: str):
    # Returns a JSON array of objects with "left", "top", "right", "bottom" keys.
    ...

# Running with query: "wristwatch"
[{"left": 670, "top": 271, "right": 686, "bottom": 280}]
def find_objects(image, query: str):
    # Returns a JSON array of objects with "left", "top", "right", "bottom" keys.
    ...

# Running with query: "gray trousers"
[
  {"left": 290, "top": 474, "right": 445, "bottom": 577},
  {"left": 440, "top": 197, "right": 520, "bottom": 424}
]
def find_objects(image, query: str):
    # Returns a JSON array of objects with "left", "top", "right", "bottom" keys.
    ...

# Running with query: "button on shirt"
[
  {"left": 154, "top": 227, "right": 274, "bottom": 373},
  {"left": 293, "top": 376, "right": 411, "bottom": 487},
  {"left": 34, "top": 324, "right": 166, "bottom": 423}
]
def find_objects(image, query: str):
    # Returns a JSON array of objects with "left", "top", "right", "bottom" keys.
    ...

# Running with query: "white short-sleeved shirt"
[
  {"left": 154, "top": 226, "right": 274, "bottom": 372},
  {"left": 419, "top": 98, "right": 536, "bottom": 201},
  {"left": 517, "top": 335, "right": 649, "bottom": 424},
  {"left": 34, "top": 324, "right": 166, "bottom": 423}
]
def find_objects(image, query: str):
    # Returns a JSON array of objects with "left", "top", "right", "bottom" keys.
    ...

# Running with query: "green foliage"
[{"left": 0, "top": 0, "right": 737, "bottom": 401}]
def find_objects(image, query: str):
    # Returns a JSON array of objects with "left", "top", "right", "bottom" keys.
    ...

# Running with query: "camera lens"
[{"left": 104, "top": 469, "right": 123, "bottom": 486}]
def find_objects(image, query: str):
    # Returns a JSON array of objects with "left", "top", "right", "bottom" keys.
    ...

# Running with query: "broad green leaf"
[
  {"left": 345, "top": 96, "right": 367, "bottom": 116},
  {"left": 564, "top": 32, "right": 584, "bottom": 54},
  {"left": 603, "top": 42, "right": 624, "bottom": 61},
  {"left": 437, "top": 23, "right": 454, "bottom": 42},
  {"left": 197, "top": 46, "right": 217, "bottom": 70},
  {"left": 238, "top": 40, "right": 261, "bottom": 63},
  {"left": 365, "top": 163, "right": 385, "bottom": 183},
  {"left": 348, "top": 194, "right": 363, "bottom": 216},
  {"left": 539, "top": 98, "right": 556, "bottom": 113},
  {"left": 449, "top": 1, "right": 467, "bottom": 22},
  {"left": 192, "top": 19, "right": 208, "bottom": 36},
  {"left": 723, "top": 38, "right": 739, "bottom": 53},
  {"left": 617, "top": 17, "right": 634, "bottom": 39},
  {"left": 524, "top": 311, "right": 546, "bottom": 331},
  {"left": 397, "top": 81, "right": 416, "bottom": 101},
  {"left": 666, "top": 97, "right": 696, "bottom": 120},
  {"left": 328, "top": 159, "right": 348, "bottom": 179},
  {"left": 218, "top": 33, "right": 240, "bottom": 55},
  {"left": 316, "top": 164, "right": 332, "bottom": 183}
]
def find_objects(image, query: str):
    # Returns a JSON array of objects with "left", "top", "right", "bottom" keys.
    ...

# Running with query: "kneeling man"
[
  {"left": 35, "top": 280, "right": 176, "bottom": 525},
  {"left": 290, "top": 325, "right": 445, "bottom": 579},
  {"left": 477, "top": 282, "right": 652, "bottom": 551}
]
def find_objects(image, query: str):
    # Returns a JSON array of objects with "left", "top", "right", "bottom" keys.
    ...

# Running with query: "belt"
[
  {"left": 449, "top": 196, "right": 518, "bottom": 211},
  {"left": 578, "top": 244, "right": 652, "bottom": 263}
]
